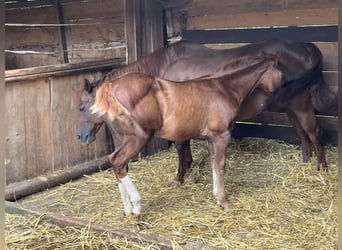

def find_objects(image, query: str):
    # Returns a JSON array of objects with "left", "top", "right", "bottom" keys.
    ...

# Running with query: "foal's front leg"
[
  {"left": 108, "top": 130, "right": 135, "bottom": 215},
  {"left": 109, "top": 135, "right": 149, "bottom": 216},
  {"left": 119, "top": 175, "right": 141, "bottom": 215}
]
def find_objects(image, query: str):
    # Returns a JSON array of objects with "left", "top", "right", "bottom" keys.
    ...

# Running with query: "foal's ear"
[{"left": 84, "top": 79, "right": 93, "bottom": 93}]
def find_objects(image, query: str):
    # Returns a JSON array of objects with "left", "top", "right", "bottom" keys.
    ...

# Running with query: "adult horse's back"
[{"left": 163, "top": 40, "right": 332, "bottom": 110}]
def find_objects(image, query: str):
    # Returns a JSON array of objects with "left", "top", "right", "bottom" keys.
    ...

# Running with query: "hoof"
[
  {"left": 123, "top": 212, "right": 141, "bottom": 218},
  {"left": 221, "top": 202, "right": 233, "bottom": 213},
  {"left": 123, "top": 209, "right": 132, "bottom": 216},
  {"left": 318, "top": 164, "right": 329, "bottom": 172},
  {"left": 131, "top": 212, "right": 141, "bottom": 219},
  {"left": 170, "top": 180, "right": 181, "bottom": 187}
]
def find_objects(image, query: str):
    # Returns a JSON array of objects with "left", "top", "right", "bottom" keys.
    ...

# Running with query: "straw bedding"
[{"left": 6, "top": 138, "right": 337, "bottom": 249}]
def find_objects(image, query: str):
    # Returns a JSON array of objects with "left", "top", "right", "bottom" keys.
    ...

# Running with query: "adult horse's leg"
[
  {"left": 172, "top": 140, "right": 193, "bottom": 186},
  {"left": 208, "top": 132, "right": 232, "bottom": 212},
  {"left": 288, "top": 95, "right": 328, "bottom": 171},
  {"left": 286, "top": 111, "right": 313, "bottom": 163},
  {"left": 108, "top": 134, "right": 150, "bottom": 216}
]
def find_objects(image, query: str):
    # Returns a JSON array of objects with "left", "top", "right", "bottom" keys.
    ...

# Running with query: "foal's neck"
[{"left": 219, "top": 60, "right": 270, "bottom": 104}]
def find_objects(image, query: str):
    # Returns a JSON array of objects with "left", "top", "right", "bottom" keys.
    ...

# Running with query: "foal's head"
[
  {"left": 257, "top": 52, "right": 283, "bottom": 93},
  {"left": 76, "top": 79, "right": 104, "bottom": 144}
]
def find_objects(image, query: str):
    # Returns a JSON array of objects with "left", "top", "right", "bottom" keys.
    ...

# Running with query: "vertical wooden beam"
[
  {"left": 164, "top": 8, "right": 174, "bottom": 39},
  {"left": 141, "top": 0, "right": 169, "bottom": 156},
  {"left": 124, "top": 0, "right": 168, "bottom": 157},
  {"left": 151, "top": 1, "right": 164, "bottom": 49},
  {"left": 0, "top": 4, "right": 5, "bottom": 244},
  {"left": 141, "top": 0, "right": 164, "bottom": 55},
  {"left": 124, "top": 0, "right": 142, "bottom": 63},
  {"left": 125, "top": 0, "right": 164, "bottom": 61},
  {"left": 141, "top": 0, "right": 151, "bottom": 56},
  {"left": 53, "top": 0, "right": 69, "bottom": 63}
]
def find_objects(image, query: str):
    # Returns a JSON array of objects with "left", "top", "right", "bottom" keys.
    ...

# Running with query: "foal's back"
[{"left": 154, "top": 76, "right": 237, "bottom": 141}]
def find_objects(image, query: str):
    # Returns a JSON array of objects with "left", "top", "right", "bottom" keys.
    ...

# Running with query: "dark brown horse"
[
  {"left": 77, "top": 40, "right": 333, "bottom": 186},
  {"left": 85, "top": 53, "right": 283, "bottom": 214}
]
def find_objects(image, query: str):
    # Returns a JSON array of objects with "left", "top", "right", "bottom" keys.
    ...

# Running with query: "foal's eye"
[{"left": 79, "top": 106, "right": 85, "bottom": 112}]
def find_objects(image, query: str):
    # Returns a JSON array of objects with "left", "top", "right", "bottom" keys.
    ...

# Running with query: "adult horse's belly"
[{"left": 237, "top": 89, "right": 270, "bottom": 121}]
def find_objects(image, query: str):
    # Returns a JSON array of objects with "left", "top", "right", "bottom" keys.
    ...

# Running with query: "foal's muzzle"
[{"left": 76, "top": 132, "right": 96, "bottom": 145}]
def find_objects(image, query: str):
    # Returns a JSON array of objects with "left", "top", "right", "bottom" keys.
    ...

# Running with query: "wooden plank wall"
[
  {"left": 168, "top": 0, "right": 338, "bottom": 92},
  {"left": 5, "top": 0, "right": 127, "bottom": 184},
  {"left": 5, "top": 1, "right": 61, "bottom": 69},
  {"left": 5, "top": 69, "right": 112, "bottom": 185},
  {"left": 165, "top": 0, "right": 338, "bottom": 144},
  {"left": 165, "top": 0, "right": 338, "bottom": 99},
  {"left": 184, "top": 0, "right": 337, "bottom": 29},
  {"left": 5, "top": 0, "right": 126, "bottom": 69},
  {"left": 5, "top": 0, "right": 166, "bottom": 185},
  {"left": 62, "top": 0, "right": 125, "bottom": 63}
]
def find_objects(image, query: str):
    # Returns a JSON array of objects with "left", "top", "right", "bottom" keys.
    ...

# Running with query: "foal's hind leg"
[
  {"left": 172, "top": 140, "right": 193, "bottom": 186},
  {"left": 208, "top": 132, "right": 232, "bottom": 212},
  {"left": 288, "top": 96, "right": 328, "bottom": 171}
]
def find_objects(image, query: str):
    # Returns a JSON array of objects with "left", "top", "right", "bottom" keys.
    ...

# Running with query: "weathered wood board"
[
  {"left": 5, "top": 70, "right": 112, "bottom": 185},
  {"left": 5, "top": 0, "right": 126, "bottom": 69}
]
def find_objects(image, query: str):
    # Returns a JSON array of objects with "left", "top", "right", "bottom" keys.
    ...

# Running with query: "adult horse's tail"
[
  {"left": 304, "top": 42, "right": 337, "bottom": 115},
  {"left": 306, "top": 49, "right": 337, "bottom": 115},
  {"left": 268, "top": 42, "right": 336, "bottom": 115}
]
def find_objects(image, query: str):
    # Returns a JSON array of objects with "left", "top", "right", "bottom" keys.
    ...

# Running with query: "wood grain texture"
[
  {"left": 5, "top": 58, "right": 126, "bottom": 82},
  {"left": 125, "top": 0, "right": 142, "bottom": 63},
  {"left": 62, "top": 0, "right": 124, "bottom": 21},
  {"left": 5, "top": 82, "right": 27, "bottom": 184},
  {"left": 5, "top": 71, "right": 112, "bottom": 184},
  {"left": 5, "top": 156, "right": 110, "bottom": 200},
  {"left": 5, "top": 3, "right": 55, "bottom": 23},
  {"left": 5, "top": 0, "right": 126, "bottom": 69},
  {"left": 188, "top": 8, "right": 338, "bottom": 30},
  {"left": 50, "top": 73, "right": 99, "bottom": 170},
  {"left": 182, "top": 26, "right": 338, "bottom": 44},
  {"left": 186, "top": 0, "right": 337, "bottom": 16}
]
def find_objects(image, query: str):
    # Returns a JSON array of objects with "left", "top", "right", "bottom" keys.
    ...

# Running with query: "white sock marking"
[
  {"left": 120, "top": 175, "right": 141, "bottom": 215},
  {"left": 118, "top": 182, "right": 133, "bottom": 215},
  {"left": 212, "top": 169, "right": 218, "bottom": 197}
]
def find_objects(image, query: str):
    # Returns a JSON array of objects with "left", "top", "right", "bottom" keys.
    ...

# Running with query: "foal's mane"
[{"left": 199, "top": 52, "right": 277, "bottom": 79}]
